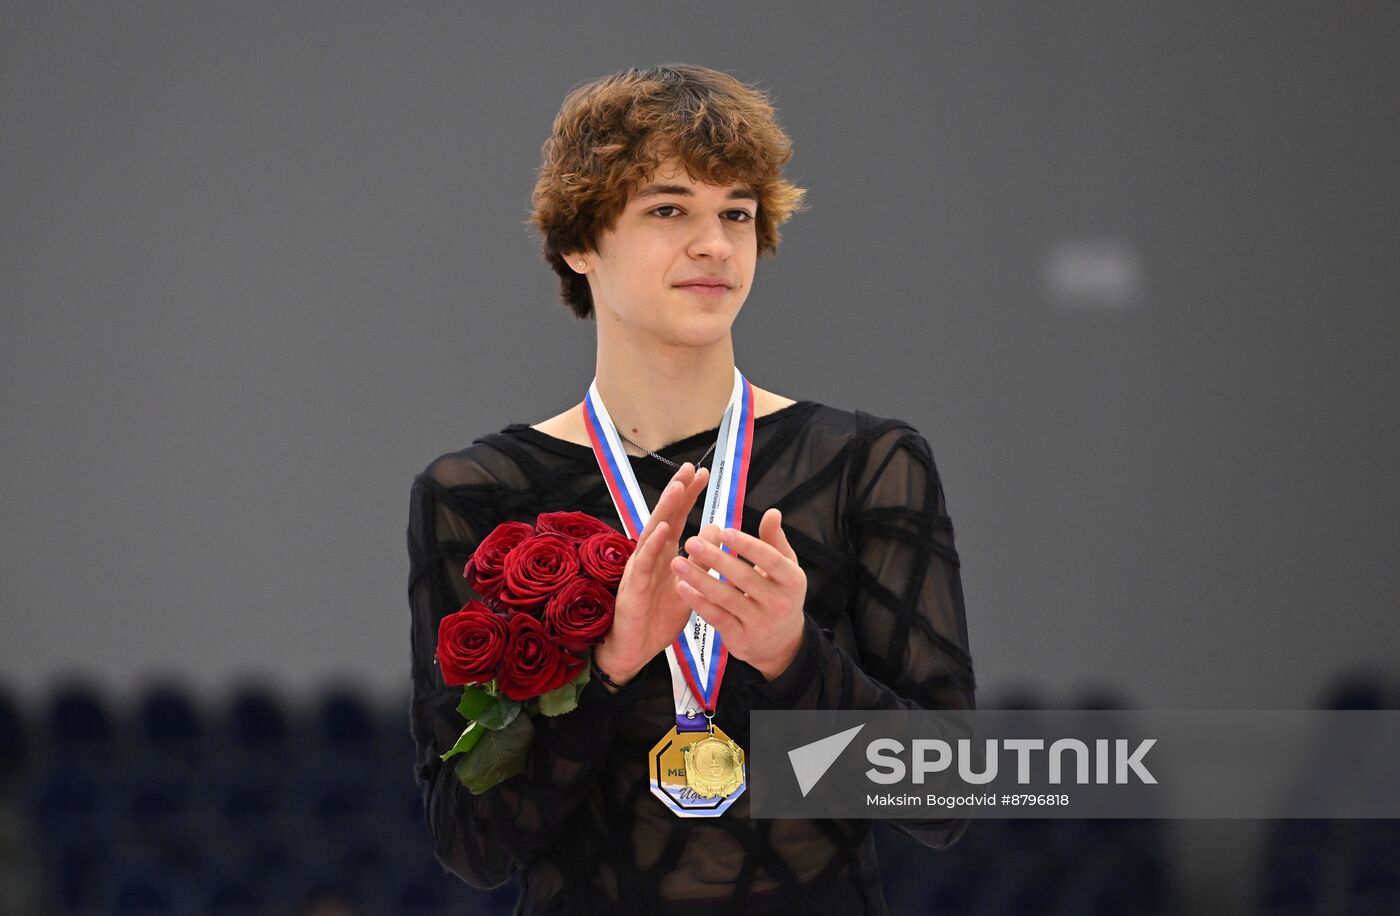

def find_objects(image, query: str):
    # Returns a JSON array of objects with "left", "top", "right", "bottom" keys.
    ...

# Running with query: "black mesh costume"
[{"left": 406, "top": 400, "right": 977, "bottom": 915}]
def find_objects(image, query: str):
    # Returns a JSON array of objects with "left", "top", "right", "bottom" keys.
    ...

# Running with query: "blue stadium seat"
[
  {"left": 224, "top": 686, "right": 290, "bottom": 755},
  {"left": 317, "top": 688, "right": 378, "bottom": 754},
  {"left": 46, "top": 683, "right": 118, "bottom": 758},
  {"left": 135, "top": 684, "right": 204, "bottom": 760},
  {"left": 0, "top": 683, "right": 28, "bottom": 784}
]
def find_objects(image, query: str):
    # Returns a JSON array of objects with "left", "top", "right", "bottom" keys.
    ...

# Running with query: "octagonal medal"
[{"left": 648, "top": 722, "right": 747, "bottom": 817}]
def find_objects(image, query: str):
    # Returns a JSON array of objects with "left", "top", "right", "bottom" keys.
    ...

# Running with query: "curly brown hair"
[{"left": 526, "top": 64, "right": 809, "bottom": 320}]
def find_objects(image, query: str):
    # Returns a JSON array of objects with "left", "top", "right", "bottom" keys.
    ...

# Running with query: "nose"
[{"left": 686, "top": 215, "right": 734, "bottom": 261}]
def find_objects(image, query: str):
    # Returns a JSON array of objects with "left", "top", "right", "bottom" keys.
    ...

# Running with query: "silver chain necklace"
[{"left": 617, "top": 431, "right": 716, "bottom": 470}]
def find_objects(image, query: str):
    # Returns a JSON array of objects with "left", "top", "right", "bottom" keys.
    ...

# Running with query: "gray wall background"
[{"left": 3, "top": 3, "right": 1397, "bottom": 714}]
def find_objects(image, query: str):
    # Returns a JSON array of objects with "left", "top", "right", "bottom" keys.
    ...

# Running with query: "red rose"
[
  {"left": 543, "top": 578, "right": 617, "bottom": 652},
  {"left": 465, "top": 521, "right": 536, "bottom": 604},
  {"left": 497, "top": 612, "right": 587, "bottom": 701},
  {"left": 497, "top": 533, "right": 581, "bottom": 614},
  {"left": 535, "top": 510, "right": 614, "bottom": 544},
  {"left": 578, "top": 530, "right": 634, "bottom": 588},
  {"left": 436, "top": 601, "right": 509, "bottom": 686}
]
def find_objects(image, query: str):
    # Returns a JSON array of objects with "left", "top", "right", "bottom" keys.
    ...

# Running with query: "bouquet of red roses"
[{"left": 435, "top": 510, "right": 635, "bottom": 794}]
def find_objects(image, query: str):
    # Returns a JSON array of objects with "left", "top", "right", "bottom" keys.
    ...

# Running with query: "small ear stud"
[{"left": 576, "top": 261, "right": 586, "bottom": 270}]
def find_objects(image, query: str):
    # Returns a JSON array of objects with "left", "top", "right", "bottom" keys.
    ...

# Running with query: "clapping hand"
[
  {"left": 669, "top": 509, "right": 808, "bottom": 682},
  {"left": 594, "top": 462, "right": 711, "bottom": 687}
]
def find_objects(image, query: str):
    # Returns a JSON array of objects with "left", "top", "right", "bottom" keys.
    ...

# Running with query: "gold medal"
[
  {"left": 683, "top": 733, "right": 745, "bottom": 798},
  {"left": 649, "top": 719, "right": 747, "bottom": 817}
]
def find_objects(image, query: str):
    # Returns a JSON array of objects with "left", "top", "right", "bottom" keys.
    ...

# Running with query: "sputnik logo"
[{"left": 787, "top": 724, "right": 865, "bottom": 797}]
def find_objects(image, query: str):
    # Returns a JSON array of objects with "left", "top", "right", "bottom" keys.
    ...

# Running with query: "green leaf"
[
  {"left": 536, "top": 683, "right": 578, "bottom": 717},
  {"left": 439, "top": 721, "right": 486, "bottom": 762},
  {"left": 454, "top": 713, "right": 535, "bottom": 794},
  {"left": 537, "top": 663, "right": 591, "bottom": 717},
  {"left": 475, "top": 695, "right": 522, "bottom": 730},
  {"left": 456, "top": 685, "right": 494, "bottom": 722}
]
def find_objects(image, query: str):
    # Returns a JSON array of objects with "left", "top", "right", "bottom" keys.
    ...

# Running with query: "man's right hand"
[{"left": 593, "top": 461, "right": 711, "bottom": 690}]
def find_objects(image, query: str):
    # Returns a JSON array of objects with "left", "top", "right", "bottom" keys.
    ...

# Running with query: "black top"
[{"left": 405, "top": 400, "right": 977, "bottom": 915}]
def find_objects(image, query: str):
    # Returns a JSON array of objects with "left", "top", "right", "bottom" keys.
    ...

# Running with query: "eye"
[{"left": 649, "top": 205, "right": 756, "bottom": 223}]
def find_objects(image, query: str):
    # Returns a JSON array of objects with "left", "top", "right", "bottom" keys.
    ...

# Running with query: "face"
[{"left": 573, "top": 156, "right": 758, "bottom": 343}]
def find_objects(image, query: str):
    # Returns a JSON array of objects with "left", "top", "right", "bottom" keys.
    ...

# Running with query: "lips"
[{"left": 675, "top": 278, "right": 732, "bottom": 289}]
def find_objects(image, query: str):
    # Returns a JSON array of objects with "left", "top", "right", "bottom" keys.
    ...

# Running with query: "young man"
[
  {"left": 534, "top": 148, "right": 808, "bottom": 692},
  {"left": 407, "top": 64, "right": 975, "bottom": 914}
]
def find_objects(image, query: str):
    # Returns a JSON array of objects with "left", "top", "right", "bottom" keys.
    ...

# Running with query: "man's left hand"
[{"left": 670, "top": 508, "right": 808, "bottom": 682}]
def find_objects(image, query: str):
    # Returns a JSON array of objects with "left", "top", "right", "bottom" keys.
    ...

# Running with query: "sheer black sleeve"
[
  {"left": 406, "top": 450, "right": 647, "bottom": 889},
  {"left": 747, "top": 419, "right": 977, "bottom": 847}
]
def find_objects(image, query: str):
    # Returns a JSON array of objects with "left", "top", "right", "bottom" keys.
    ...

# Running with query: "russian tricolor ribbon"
[{"left": 583, "top": 366, "right": 756, "bottom": 731}]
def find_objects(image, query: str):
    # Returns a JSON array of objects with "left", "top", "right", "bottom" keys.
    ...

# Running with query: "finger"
[
  {"left": 627, "top": 519, "right": 667, "bottom": 584},
  {"left": 761, "top": 508, "right": 799, "bottom": 562},
  {"left": 671, "top": 554, "right": 755, "bottom": 621},
  {"left": 657, "top": 465, "right": 709, "bottom": 550},
  {"left": 647, "top": 520, "right": 668, "bottom": 556},
  {"left": 636, "top": 469, "right": 691, "bottom": 548},
  {"left": 682, "top": 534, "right": 777, "bottom": 603},
  {"left": 673, "top": 465, "right": 709, "bottom": 523},
  {"left": 717, "top": 525, "right": 798, "bottom": 587},
  {"left": 675, "top": 578, "right": 744, "bottom": 638},
  {"left": 633, "top": 494, "right": 667, "bottom": 552},
  {"left": 656, "top": 462, "right": 697, "bottom": 519}
]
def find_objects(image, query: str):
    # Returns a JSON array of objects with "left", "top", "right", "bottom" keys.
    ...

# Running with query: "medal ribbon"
[{"left": 583, "top": 366, "right": 755, "bottom": 732}]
